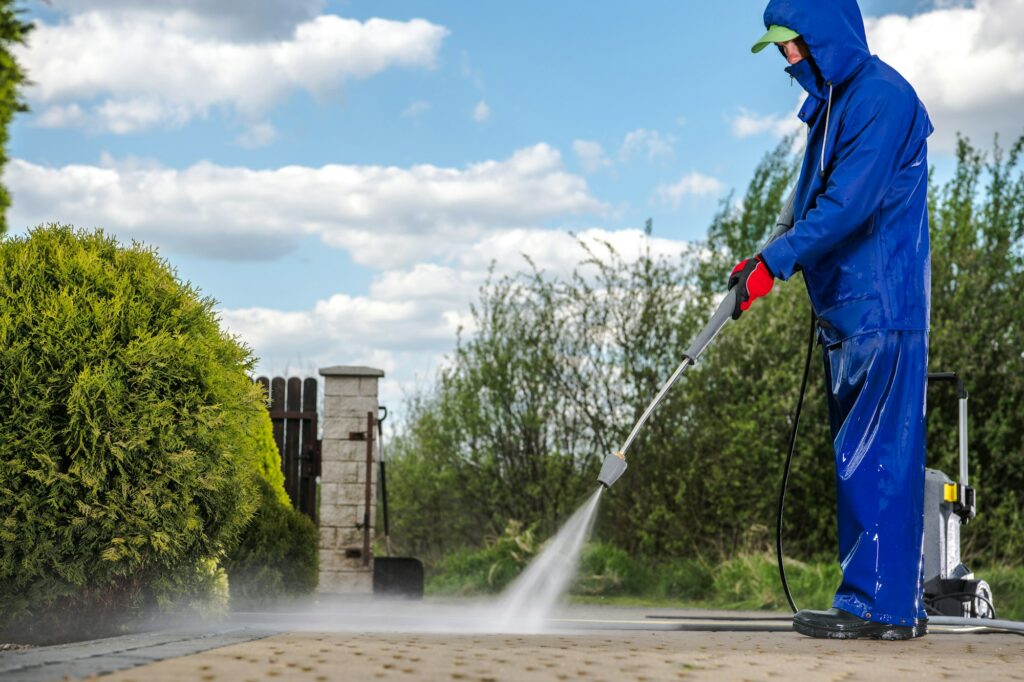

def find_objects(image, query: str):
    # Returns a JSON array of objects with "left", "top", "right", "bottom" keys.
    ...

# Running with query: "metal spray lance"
[{"left": 598, "top": 190, "right": 796, "bottom": 488}]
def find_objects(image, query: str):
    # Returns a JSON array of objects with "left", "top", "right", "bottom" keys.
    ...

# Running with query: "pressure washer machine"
[{"left": 921, "top": 372, "right": 993, "bottom": 619}]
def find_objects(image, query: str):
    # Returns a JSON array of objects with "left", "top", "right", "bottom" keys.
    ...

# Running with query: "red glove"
[{"left": 728, "top": 255, "right": 774, "bottom": 319}]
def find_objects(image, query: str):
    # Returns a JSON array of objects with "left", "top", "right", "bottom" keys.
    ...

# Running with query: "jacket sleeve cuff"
[{"left": 760, "top": 234, "right": 800, "bottom": 281}]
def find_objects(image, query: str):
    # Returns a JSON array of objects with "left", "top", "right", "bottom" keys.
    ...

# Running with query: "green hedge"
[{"left": 0, "top": 225, "right": 264, "bottom": 642}]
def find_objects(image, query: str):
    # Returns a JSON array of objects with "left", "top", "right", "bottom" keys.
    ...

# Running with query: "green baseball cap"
[{"left": 751, "top": 24, "right": 800, "bottom": 53}]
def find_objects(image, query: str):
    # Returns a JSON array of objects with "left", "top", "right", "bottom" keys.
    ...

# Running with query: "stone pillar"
[{"left": 317, "top": 365, "right": 383, "bottom": 595}]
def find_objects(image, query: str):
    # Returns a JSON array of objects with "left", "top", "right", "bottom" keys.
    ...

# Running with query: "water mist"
[{"left": 489, "top": 486, "right": 604, "bottom": 632}]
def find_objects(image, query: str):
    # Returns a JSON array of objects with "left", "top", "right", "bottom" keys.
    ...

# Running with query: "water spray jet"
[{"left": 491, "top": 487, "right": 604, "bottom": 633}]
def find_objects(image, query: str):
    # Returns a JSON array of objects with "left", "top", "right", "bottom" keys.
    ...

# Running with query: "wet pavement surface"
[{"left": 2, "top": 605, "right": 1021, "bottom": 681}]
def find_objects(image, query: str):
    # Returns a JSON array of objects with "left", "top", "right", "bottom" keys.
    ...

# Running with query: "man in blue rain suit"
[{"left": 728, "top": 0, "right": 934, "bottom": 640}]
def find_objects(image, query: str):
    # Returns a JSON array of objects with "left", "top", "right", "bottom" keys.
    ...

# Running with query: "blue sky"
[{"left": 7, "top": 0, "right": 1023, "bottom": 404}]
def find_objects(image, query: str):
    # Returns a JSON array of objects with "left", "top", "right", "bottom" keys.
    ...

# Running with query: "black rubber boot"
[{"left": 792, "top": 608, "right": 927, "bottom": 640}]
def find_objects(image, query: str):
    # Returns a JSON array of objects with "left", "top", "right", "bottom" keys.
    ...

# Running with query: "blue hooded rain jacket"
[
  {"left": 759, "top": 0, "right": 932, "bottom": 345},
  {"left": 757, "top": 0, "right": 934, "bottom": 626}
]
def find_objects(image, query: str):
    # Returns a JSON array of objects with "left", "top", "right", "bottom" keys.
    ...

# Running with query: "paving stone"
[
  {"left": 97, "top": 625, "right": 1024, "bottom": 682},
  {"left": 0, "top": 628, "right": 277, "bottom": 682}
]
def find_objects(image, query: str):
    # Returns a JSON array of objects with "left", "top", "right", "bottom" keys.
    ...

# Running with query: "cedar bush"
[
  {"left": 0, "top": 225, "right": 264, "bottom": 642},
  {"left": 223, "top": 477, "right": 319, "bottom": 607}
]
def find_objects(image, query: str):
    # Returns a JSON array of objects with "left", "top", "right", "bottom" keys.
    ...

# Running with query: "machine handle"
[
  {"left": 926, "top": 372, "right": 970, "bottom": 492},
  {"left": 927, "top": 372, "right": 968, "bottom": 399}
]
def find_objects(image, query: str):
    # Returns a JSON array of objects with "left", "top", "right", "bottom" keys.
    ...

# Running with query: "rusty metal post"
[{"left": 363, "top": 411, "right": 374, "bottom": 567}]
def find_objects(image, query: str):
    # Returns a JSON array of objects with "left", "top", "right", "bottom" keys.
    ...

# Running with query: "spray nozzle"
[{"left": 597, "top": 451, "right": 628, "bottom": 488}]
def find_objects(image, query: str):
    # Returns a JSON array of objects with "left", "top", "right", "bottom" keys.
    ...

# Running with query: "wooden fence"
[{"left": 255, "top": 376, "right": 321, "bottom": 522}]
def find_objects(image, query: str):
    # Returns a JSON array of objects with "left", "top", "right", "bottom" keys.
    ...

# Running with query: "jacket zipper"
[{"left": 820, "top": 81, "right": 833, "bottom": 178}]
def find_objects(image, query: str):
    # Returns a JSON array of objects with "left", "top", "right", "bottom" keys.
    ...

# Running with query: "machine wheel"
[{"left": 969, "top": 580, "right": 994, "bottom": 619}]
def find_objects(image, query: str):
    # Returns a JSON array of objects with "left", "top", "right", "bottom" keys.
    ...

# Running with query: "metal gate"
[{"left": 255, "top": 376, "right": 321, "bottom": 522}]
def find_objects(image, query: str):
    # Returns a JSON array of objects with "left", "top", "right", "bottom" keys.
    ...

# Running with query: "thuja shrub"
[
  {"left": 224, "top": 477, "right": 319, "bottom": 607},
  {"left": 0, "top": 225, "right": 264, "bottom": 642},
  {"left": 245, "top": 408, "right": 290, "bottom": 508}
]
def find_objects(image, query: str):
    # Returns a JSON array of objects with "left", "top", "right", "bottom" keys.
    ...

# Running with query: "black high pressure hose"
[{"left": 776, "top": 307, "right": 818, "bottom": 614}]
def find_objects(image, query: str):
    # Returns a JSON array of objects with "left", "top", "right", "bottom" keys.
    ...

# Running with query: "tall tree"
[{"left": 0, "top": 1, "right": 32, "bottom": 237}]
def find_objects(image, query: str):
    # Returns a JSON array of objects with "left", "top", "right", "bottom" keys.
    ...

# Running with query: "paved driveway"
[
  {"left": 3, "top": 605, "right": 1021, "bottom": 681},
  {"left": 100, "top": 628, "right": 1023, "bottom": 682}
]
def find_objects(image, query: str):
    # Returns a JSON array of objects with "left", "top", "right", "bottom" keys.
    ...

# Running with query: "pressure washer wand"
[
  {"left": 597, "top": 287, "right": 738, "bottom": 488},
  {"left": 597, "top": 191, "right": 796, "bottom": 489}
]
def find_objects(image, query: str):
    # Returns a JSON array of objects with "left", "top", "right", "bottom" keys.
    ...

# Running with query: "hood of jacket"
[{"left": 763, "top": 0, "right": 871, "bottom": 86}]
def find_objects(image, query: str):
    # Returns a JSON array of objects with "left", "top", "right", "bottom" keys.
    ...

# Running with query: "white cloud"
[
  {"left": 473, "top": 100, "right": 491, "bottom": 122},
  {"left": 620, "top": 128, "right": 676, "bottom": 162},
  {"left": 730, "top": 104, "right": 804, "bottom": 139},
  {"left": 34, "top": 103, "right": 87, "bottom": 128},
  {"left": 731, "top": 110, "right": 782, "bottom": 139},
  {"left": 219, "top": 227, "right": 693, "bottom": 406},
  {"left": 236, "top": 122, "right": 278, "bottom": 149},
  {"left": 866, "top": 0, "right": 1024, "bottom": 150},
  {"left": 402, "top": 100, "right": 431, "bottom": 118},
  {"left": 459, "top": 51, "right": 485, "bottom": 91},
  {"left": 5, "top": 144, "right": 605, "bottom": 267},
  {"left": 94, "top": 97, "right": 195, "bottom": 134},
  {"left": 456, "top": 227, "right": 690, "bottom": 277},
  {"left": 17, "top": 10, "right": 449, "bottom": 133},
  {"left": 48, "top": 1, "right": 326, "bottom": 40},
  {"left": 654, "top": 172, "right": 725, "bottom": 208},
  {"left": 729, "top": 94, "right": 807, "bottom": 144},
  {"left": 572, "top": 140, "right": 612, "bottom": 174}
]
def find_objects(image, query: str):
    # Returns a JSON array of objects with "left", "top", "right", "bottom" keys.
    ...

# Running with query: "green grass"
[
  {"left": 427, "top": 540, "right": 1024, "bottom": 621},
  {"left": 983, "top": 565, "right": 1024, "bottom": 621},
  {"left": 571, "top": 546, "right": 841, "bottom": 613},
  {"left": 573, "top": 561, "right": 1024, "bottom": 622}
]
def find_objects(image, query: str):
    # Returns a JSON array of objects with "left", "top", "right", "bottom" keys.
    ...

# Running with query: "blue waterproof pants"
[{"left": 822, "top": 330, "right": 928, "bottom": 626}]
